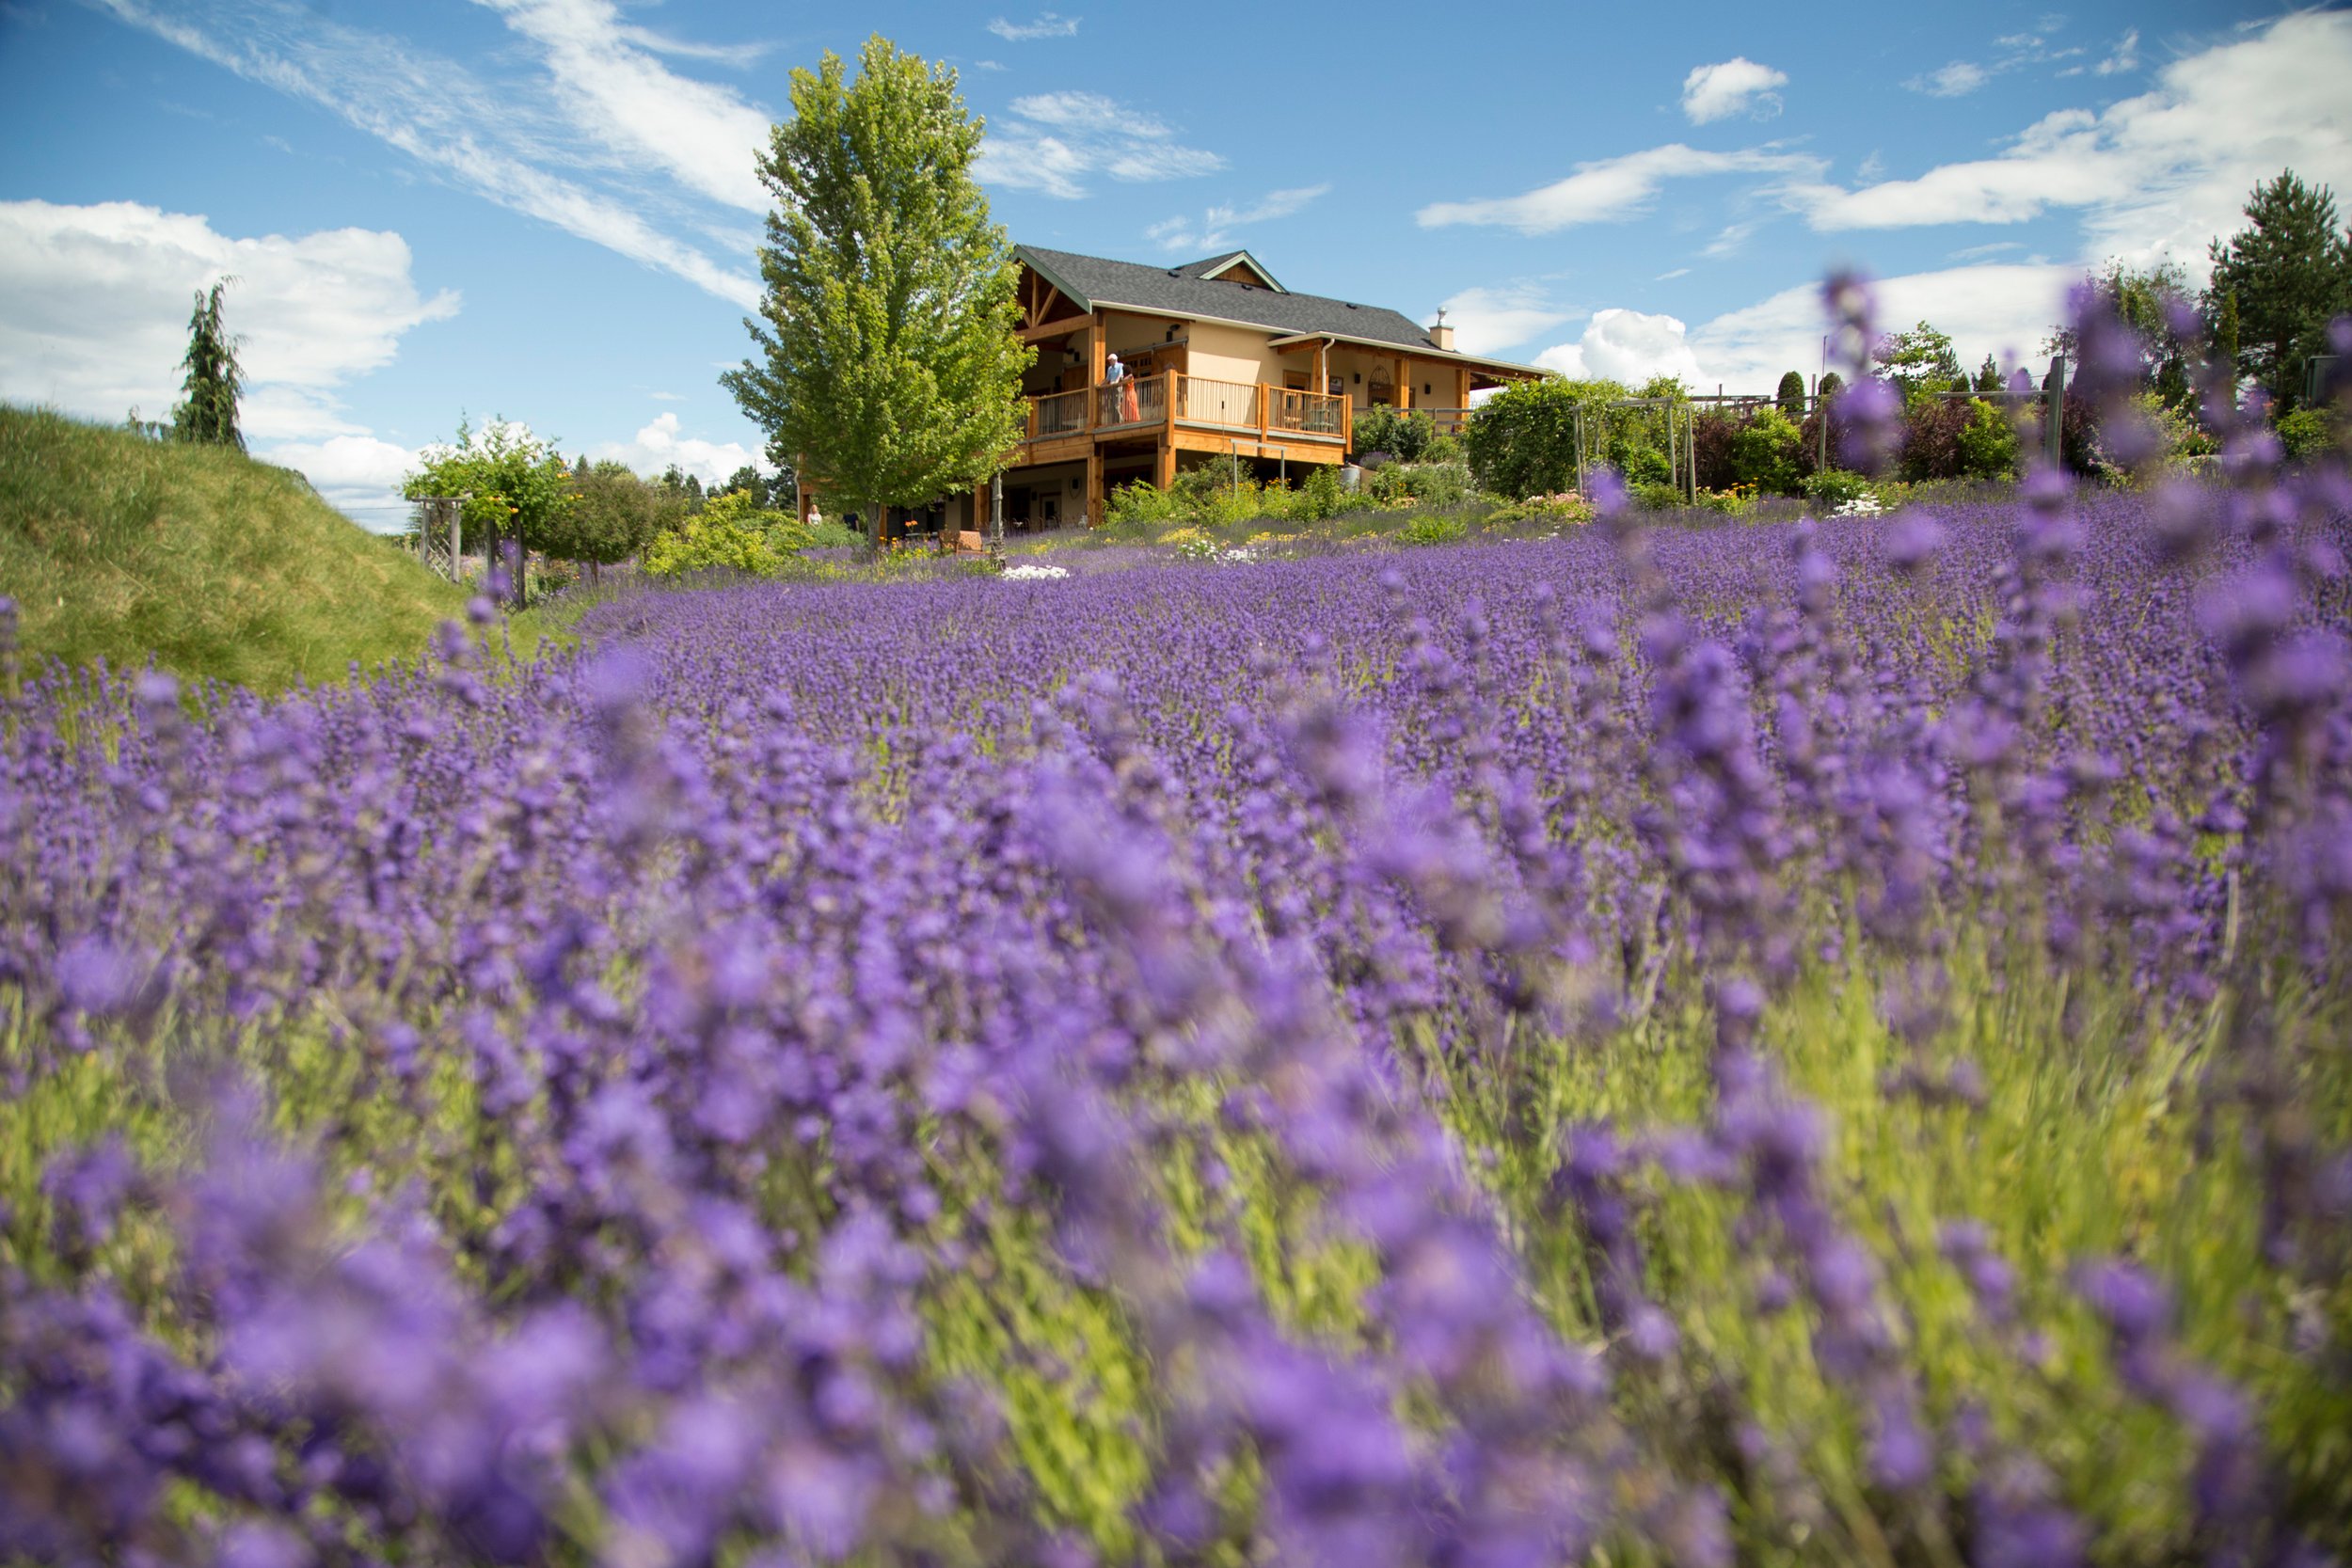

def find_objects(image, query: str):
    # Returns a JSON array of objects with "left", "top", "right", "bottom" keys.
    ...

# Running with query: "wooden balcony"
[{"left": 1014, "top": 372, "right": 1357, "bottom": 464}]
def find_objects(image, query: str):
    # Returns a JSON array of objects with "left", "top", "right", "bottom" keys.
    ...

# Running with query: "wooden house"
[{"left": 799, "top": 244, "right": 1545, "bottom": 537}]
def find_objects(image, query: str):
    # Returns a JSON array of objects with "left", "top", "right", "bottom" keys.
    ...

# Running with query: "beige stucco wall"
[{"left": 1184, "top": 322, "right": 1281, "bottom": 389}]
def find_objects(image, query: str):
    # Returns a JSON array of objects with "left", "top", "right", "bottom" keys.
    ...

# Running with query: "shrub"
[
  {"left": 2274, "top": 406, "right": 2339, "bottom": 462},
  {"left": 1397, "top": 514, "right": 1468, "bottom": 546},
  {"left": 1370, "top": 459, "right": 1474, "bottom": 509},
  {"left": 1352, "top": 404, "right": 1438, "bottom": 464},
  {"left": 1633, "top": 481, "right": 1683, "bottom": 511},
  {"left": 1727, "top": 407, "right": 1804, "bottom": 495},
  {"left": 1623, "top": 446, "right": 1671, "bottom": 488},
  {"left": 643, "top": 489, "right": 836, "bottom": 578},
  {"left": 1804, "top": 468, "right": 1874, "bottom": 509},
  {"left": 1955, "top": 398, "right": 2022, "bottom": 481},
  {"left": 1898, "top": 398, "right": 1971, "bottom": 483}
]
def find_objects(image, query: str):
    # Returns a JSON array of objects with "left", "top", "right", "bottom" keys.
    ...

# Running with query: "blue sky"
[{"left": 2, "top": 0, "right": 2344, "bottom": 528}]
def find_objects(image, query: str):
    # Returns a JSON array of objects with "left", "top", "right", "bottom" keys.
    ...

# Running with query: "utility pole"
[{"left": 990, "top": 471, "right": 1004, "bottom": 554}]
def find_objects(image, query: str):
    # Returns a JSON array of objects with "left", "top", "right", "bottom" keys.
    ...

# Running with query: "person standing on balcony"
[{"left": 1106, "top": 352, "right": 1138, "bottom": 422}]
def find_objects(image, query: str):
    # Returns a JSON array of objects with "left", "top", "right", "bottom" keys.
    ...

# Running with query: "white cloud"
[
  {"left": 1908, "top": 60, "right": 1990, "bottom": 97},
  {"left": 977, "top": 91, "right": 1222, "bottom": 198},
  {"left": 1417, "top": 144, "right": 1821, "bottom": 234},
  {"left": 1785, "top": 10, "right": 2352, "bottom": 273},
  {"left": 475, "top": 0, "right": 776, "bottom": 214},
  {"left": 2094, "top": 27, "right": 2140, "bottom": 76},
  {"left": 988, "top": 12, "right": 1080, "bottom": 41},
  {"left": 1536, "top": 309, "right": 1709, "bottom": 386},
  {"left": 1685, "top": 262, "right": 2074, "bottom": 390},
  {"left": 0, "top": 199, "right": 457, "bottom": 442},
  {"left": 595, "top": 411, "right": 763, "bottom": 487},
  {"left": 1427, "top": 285, "right": 1574, "bottom": 356},
  {"left": 1656, "top": 267, "right": 1692, "bottom": 281},
  {"left": 1147, "top": 184, "right": 1329, "bottom": 253},
  {"left": 261, "top": 434, "right": 423, "bottom": 527},
  {"left": 1680, "top": 57, "right": 1787, "bottom": 124},
  {"left": 88, "top": 0, "right": 763, "bottom": 307}
]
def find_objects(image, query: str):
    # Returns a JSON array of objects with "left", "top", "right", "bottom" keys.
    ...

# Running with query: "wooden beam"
[
  {"left": 1085, "top": 446, "right": 1104, "bottom": 528},
  {"left": 1395, "top": 355, "right": 1410, "bottom": 410},
  {"left": 1153, "top": 434, "right": 1176, "bottom": 490}
]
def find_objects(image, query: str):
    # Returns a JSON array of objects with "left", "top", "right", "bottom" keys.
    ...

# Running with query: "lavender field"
[{"left": 5, "top": 470, "right": 2350, "bottom": 1566}]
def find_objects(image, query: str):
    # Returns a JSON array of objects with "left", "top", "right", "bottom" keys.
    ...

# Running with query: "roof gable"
[
  {"left": 1174, "top": 250, "right": 1285, "bottom": 292},
  {"left": 1015, "top": 244, "right": 1440, "bottom": 355}
]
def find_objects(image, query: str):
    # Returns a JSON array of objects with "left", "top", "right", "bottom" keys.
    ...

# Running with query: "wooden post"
[
  {"left": 1085, "top": 446, "right": 1103, "bottom": 527},
  {"left": 1574, "top": 408, "right": 1585, "bottom": 496},
  {"left": 1394, "top": 355, "right": 1410, "bottom": 409},
  {"left": 1154, "top": 436, "right": 1176, "bottom": 490},
  {"left": 1454, "top": 365, "right": 1470, "bottom": 415},
  {"left": 2044, "top": 354, "right": 2067, "bottom": 469},
  {"left": 1258, "top": 380, "right": 1271, "bottom": 442},
  {"left": 990, "top": 471, "right": 1003, "bottom": 552},
  {"left": 1162, "top": 370, "right": 1176, "bottom": 447}
]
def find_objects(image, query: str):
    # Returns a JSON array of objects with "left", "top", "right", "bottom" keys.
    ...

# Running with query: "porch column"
[
  {"left": 1395, "top": 355, "right": 1410, "bottom": 409},
  {"left": 1085, "top": 446, "right": 1104, "bottom": 528},
  {"left": 1154, "top": 436, "right": 1176, "bottom": 490}
]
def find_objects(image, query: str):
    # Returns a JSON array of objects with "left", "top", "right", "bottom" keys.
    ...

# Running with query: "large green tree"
[
  {"left": 2205, "top": 170, "right": 2352, "bottom": 412},
  {"left": 401, "top": 416, "right": 572, "bottom": 608},
  {"left": 170, "top": 278, "right": 246, "bottom": 451},
  {"left": 1872, "top": 321, "right": 1963, "bottom": 405},
  {"left": 2045, "top": 260, "right": 2200, "bottom": 410},
  {"left": 722, "top": 36, "right": 1031, "bottom": 549}
]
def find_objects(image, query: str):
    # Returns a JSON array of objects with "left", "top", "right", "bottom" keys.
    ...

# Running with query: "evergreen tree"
[
  {"left": 723, "top": 464, "right": 764, "bottom": 499},
  {"left": 722, "top": 35, "right": 1032, "bottom": 549},
  {"left": 1775, "top": 370, "right": 1806, "bottom": 418},
  {"left": 1976, "top": 355, "right": 2003, "bottom": 394},
  {"left": 170, "top": 278, "right": 246, "bottom": 451},
  {"left": 2205, "top": 170, "right": 2352, "bottom": 412},
  {"left": 1818, "top": 372, "right": 1845, "bottom": 403}
]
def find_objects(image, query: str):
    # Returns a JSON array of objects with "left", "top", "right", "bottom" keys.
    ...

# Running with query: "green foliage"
[
  {"left": 642, "top": 488, "right": 834, "bottom": 578},
  {"left": 1874, "top": 320, "right": 1964, "bottom": 404},
  {"left": 1725, "top": 405, "right": 1804, "bottom": 495},
  {"left": 1632, "top": 480, "right": 1683, "bottom": 511},
  {"left": 553, "top": 460, "right": 680, "bottom": 566},
  {"left": 1350, "top": 404, "right": 1438, "bottom": 463},
  {"left": 402, "top": 416, "right": 574, "bottom": 562},
  {"left": 1804, "top": 467, "right": 1874, "bottom": 508},
  {"left": 722, "top": 35, "right": 1031, "bottom": 547},
  {"left": 1976, "top": 354, "right": 2004, "bottom": 393},
  {"left": 2204, "top": 169, "right": 2352, "bottom": 412},
  {"left": 1775, "top": 370, "right": 1807, "bottom": 418},
  {"left": 1367, "top": 458, "right": 1473, "bottom": 509},
  {"left": 169, "top": 277, "right": 245, "bottom": 451},
  {"left": 1465, "top": 376, "right": 1613, "bottom": 499},
  {"left": 1396, "top": 514, "right": 1467, "bottom": 546},
  {"left": 2050, "top": 260, "right": 2201, "bottom": 411},
  {"left": 0, "top": 404, "right": 473, "bottom": 694},
  {"left": 1621, "top": 446, "right": 1670, "bottom": 487},
  {"left": 1819, "top": 370, "right": 1846, "bottom": 402},
  {"left": 1955, "top": 397, "right": 2023, "bottom": 481},
  {"left": 2276, "top": 406, "right": 2342, "bottom": 462}
]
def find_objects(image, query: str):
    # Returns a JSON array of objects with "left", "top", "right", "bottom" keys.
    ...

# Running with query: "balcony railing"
[
  {"left": 1097, "top": 372, "right": 1168, "bottom": 431},
  {"left": 1270, "top": 388, "right": 1346, "bottom": 439},
  {"left": 1174, "top": 374, "right": 1258, "bottom": 430},
  {"left": 1030, "top": 388, "right": 1088, "bottom": 439},
  {"left": 1019, "top": 375, "right": 1361, "bottom": 450}
]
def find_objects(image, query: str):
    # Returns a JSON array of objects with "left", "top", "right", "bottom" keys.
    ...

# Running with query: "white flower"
[
  {"left": 1834, "top": 492, "right": 1886, "bottom": 517},
  {"left": 1001, "top": 562, "right": 1071, "bottom": 580}
]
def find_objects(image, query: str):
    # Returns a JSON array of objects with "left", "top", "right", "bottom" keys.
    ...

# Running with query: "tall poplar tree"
[
  {"left": 171, "top": 278, "right": 246, "bottom": 451},
  {"left": 722, "top": 36, "right": 1031, "bottom": 549}
]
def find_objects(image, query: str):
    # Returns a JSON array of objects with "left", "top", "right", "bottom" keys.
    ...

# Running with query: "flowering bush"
[
  {"left": 999, "top": 561, "right": 1070, "bottom": 579},
  {"left": 5, "top": 403, "right": 2350, "bottom": 1563}
]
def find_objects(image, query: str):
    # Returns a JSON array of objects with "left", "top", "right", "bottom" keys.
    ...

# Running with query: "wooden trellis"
[{"left": 411, "top": 496, "right": 464, "bottom": 583}]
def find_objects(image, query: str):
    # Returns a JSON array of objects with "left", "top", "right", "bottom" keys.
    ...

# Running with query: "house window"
[{"left": 1366, "top": 367, "right": 1394, "bottom": 406}]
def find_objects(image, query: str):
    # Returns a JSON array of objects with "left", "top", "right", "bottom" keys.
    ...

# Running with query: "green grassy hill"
[{"left": 1, "top": 405, "right": 473, "bottom": 696}]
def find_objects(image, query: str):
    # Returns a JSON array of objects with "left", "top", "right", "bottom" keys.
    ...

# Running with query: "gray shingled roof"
[{"left": 1018, "top": 244, "right": 1441, "bottom": 355}]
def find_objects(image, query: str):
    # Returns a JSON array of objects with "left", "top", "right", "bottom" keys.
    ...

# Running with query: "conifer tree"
[
  {"left": 1775, "top": 371, "right": 1806, "bottom": 419},
  {"left": 2206, "top": 170, "right": 2352, "bottom": 412},
  {"left": 170, "top": 278, "right": 246, "bottom": 451}
]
